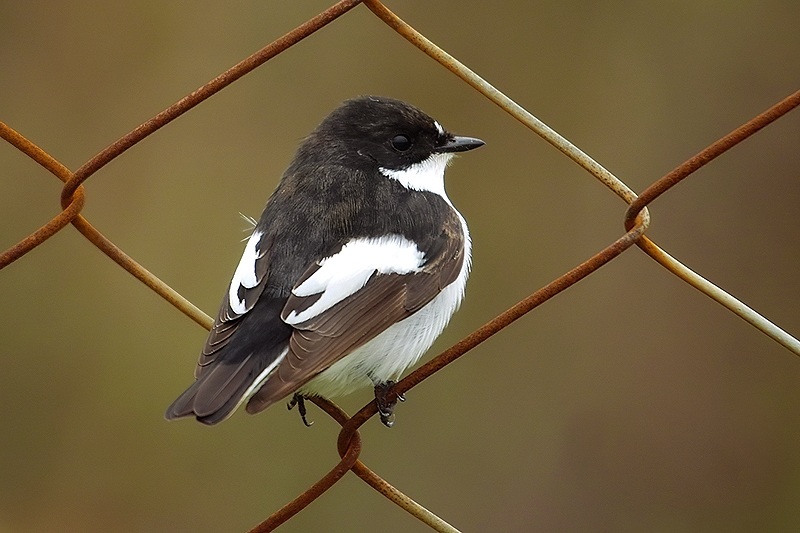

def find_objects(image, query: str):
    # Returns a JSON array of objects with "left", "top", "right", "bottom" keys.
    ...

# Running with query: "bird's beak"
[{"left": 435, "top": 136, "right": 485, "bottom": 153}]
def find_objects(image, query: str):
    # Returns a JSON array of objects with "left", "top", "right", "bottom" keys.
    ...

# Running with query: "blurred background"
[{"left": 2, "top": 1, "right": 799, "bottom": 531}]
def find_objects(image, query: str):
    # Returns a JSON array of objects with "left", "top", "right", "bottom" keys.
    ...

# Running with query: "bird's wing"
[
  {"left": 165, "top": 229, "right": 293, "bottom": 425},
  {"left": 245, "top": 228, "right": 465, "bottom": 414}
]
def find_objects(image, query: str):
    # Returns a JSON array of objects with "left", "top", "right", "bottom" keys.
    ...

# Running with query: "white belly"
[{"left": 302, "top": 213, "right": 471, "bottom": 399}]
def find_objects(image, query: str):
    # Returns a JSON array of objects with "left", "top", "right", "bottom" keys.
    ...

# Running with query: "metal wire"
[{"left": 2, "top": 1, "right": 798, "bottom": 531}]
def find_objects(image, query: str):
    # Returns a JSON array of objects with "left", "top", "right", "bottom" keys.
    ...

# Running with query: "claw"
[
  {"left": 374, "top": 381, "right": 404, "bottom": 428},
  {"left": 287, "top": 393, "right": 314, "bottom": 427}
]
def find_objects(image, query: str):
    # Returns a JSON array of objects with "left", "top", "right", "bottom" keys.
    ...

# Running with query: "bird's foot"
[
  {"left": 374, "top": 381, "right": 405, "bottom": 428},
  {"left": 287, "top": 393, "right": 313, "bottom": 427}
]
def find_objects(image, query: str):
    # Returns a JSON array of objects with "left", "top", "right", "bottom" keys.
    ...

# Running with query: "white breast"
[
  {"left": 302, "top": 211, "right": 471, "bottom": 399},
  {"left": 301, "top": 150, "right": 471, "bottom": 398}
]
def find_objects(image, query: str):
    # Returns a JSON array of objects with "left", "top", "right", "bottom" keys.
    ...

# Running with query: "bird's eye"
[{"left": 391, "top": 134, "right": 412, "bottom": 152}]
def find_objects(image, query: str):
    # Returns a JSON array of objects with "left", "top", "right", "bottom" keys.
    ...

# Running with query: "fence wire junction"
[{"left": 2, "top": 1, "right": 799, "bottom": 531}]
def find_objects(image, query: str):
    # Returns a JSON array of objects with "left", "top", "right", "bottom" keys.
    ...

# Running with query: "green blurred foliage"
[{"left": 1, "top": 1, "right": 799, "bottom": 531}]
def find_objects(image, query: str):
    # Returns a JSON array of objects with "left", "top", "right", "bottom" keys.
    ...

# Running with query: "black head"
[{"left": 297, "top": 96, "right": 484, "bottom": 172}]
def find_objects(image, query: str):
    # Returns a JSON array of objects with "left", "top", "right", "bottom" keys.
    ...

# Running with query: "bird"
[{"left": 165, "top": 95, "right": 484, "bottom": 427}]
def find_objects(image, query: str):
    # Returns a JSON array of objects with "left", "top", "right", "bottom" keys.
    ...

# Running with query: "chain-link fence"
[{"left": 3, "top": 2, "right": 799, "bottom": 531}]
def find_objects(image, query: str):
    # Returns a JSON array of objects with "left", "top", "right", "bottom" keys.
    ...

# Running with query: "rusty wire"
[
  {"left": 1, "top": 0, "right": 363, "bottom": 328},
  {"left": 2, "top": 1, "right": 799, "bottom": 532},
  {"left": 625, "top": 91, "right": 800, "bottom": 355}
]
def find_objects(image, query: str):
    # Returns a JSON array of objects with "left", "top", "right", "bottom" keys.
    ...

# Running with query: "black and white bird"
[{"left": 165, "top": 96, "right": 484, "bottom": 427}]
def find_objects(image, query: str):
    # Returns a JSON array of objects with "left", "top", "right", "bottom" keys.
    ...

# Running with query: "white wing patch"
[
  {"left": 228, "top": 229, "right": 264, "bottom": 315},
  {"left": 380, "top": 152, "right": 454, "bottom": 204},
  {"left": 284, "top": 235, "right": 426, "bottom": 325},
  {"left": 302, "top": 210, "right": 472, "bottom": 399}
]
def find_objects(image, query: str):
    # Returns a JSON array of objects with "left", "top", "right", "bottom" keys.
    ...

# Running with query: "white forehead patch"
[
  {"left": 434, "top": 120, "right": 445, "bottom": 136},
  {"left": 379, "top": 152, "right": 454, "bottom": 204}
]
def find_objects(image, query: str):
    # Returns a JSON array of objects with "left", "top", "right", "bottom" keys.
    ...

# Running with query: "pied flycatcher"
[{"left": 166, "top": 96, "right": 484, "bottom": 427}]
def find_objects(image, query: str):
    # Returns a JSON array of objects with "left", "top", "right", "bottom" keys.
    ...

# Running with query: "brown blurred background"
[{"left": 2, "top": 2, "right": 799, "bottom": 531}]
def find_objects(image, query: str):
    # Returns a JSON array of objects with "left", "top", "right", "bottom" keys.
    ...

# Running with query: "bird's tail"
[{"left": 165, "top": 351, "right": 264, "bottom": 425}]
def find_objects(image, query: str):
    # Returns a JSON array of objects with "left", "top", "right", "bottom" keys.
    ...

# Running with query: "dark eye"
[{"left": 391, "top": 134, "right": 412, "bottom": 152}]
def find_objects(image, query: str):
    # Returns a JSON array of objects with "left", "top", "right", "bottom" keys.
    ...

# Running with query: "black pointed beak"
[{"left": 435, "top": 136, "right": 485, "bottom": 153}]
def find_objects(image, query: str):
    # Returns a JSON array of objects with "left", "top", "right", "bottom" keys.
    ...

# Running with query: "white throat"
[{"left": 379, "top": 153, "right": 454, "bottom": 205}]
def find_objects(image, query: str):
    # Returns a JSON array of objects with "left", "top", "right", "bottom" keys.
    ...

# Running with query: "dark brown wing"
[
  {"left": 245, "top": 230, "right": 464, "bottom": 414},
  {"left": 194, "top": 232, "right": 273, "bottom": 377},
  {"left": 165, "top": 231, "right": 293, "bottom": 425}
]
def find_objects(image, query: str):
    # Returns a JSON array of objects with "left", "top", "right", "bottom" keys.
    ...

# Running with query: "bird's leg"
[
  {"left": 374, "top": 381, "right": 405, "bottom": 428},
  {"left": 287, "top": 393, "right": 313, "bottom": 427}
]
